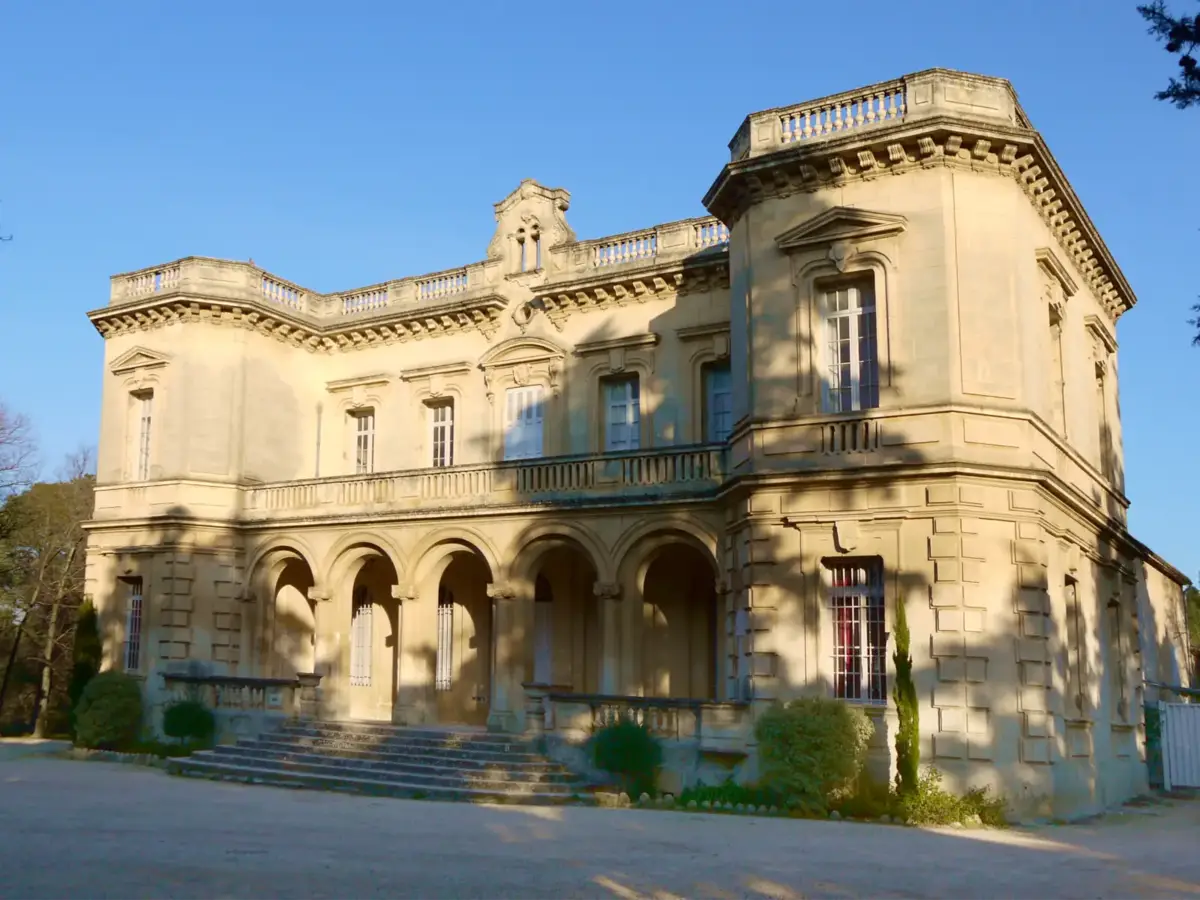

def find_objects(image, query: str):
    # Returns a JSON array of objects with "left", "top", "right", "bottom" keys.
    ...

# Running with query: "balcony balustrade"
[{"left": 242, "top": 444, "right": 727, "bottom": 519}]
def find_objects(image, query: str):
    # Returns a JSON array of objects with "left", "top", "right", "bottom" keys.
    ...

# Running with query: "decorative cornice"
[
  {"left": 1035, "top": 247, "right": 1078, "bottom": 298},
  {"left": 398, "top": 361, "right": 473, "bottom": 383},
  {"left": 775, "top": 207, "right": 907, "bottom": 252},
  {"left": 88, "top": 292, "right": 509, "bottom": 352},
  {"left": 325, "top": 373, "right": 392, "bottom": 393},
  {"left": 109, "top": 346, "right": 171, "bottom": 376},
  {"left": 676, "top": 322, "right": 731, "bottom": 342},
  {"left": 703, "top": 117, "right": 1134, "bottom": 321},
  {"left": 532, "top": 255, "right": 729, "bottom": 332},
  {"left": 574, "top": 332, "right": 660, "bottom": 357},
  {"left": 1085, "top": 315, "right": 1118, "bottom": 355}
]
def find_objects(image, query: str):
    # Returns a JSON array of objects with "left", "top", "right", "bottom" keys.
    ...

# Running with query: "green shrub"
[
  {"left": 73, "top": 671, "right": 144, "bottom": 750},
  {"left": 895, "top": 768, "right": 963, "bottom": 825},
  {"left": 892, "top": 595, "right": 920, "bottom": 797},
  {"left": 829, "top": 774, "right": 895, "bottom": 819},
  {"left": 755, "top": 697, "right": 874, "bottom": 813},
  {"left": 591, "top": 718, "right": 663, "bottom": 798},
  {"left": 162, "top": 699, "right": 216, "bottom": 746},
  {"left": 678, "top": 779, "right": 785, "bottom": 810},
  {"left": 960, "top": 785, "right": 1009, "bottom": 827}
]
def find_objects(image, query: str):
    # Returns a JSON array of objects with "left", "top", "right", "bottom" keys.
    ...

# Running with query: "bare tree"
[{"left": 0, "top": 404, "right": 37, "bottom": 497}]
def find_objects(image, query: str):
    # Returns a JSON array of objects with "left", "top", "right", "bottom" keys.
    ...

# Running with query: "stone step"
[
  {"left": 256, "top": 732, "right": 555, "bottom": 765},
  {"left": 169, "top": 756, "right": 585, "bottom": 805},
  {"left": 275, "top": 722, "right": 530, "bottom": 749},
  {"left": 208, "top": 744, "right": 578, "bottom": 785},
  {"left": 186, "top": 750, "right": 575, "bottom": 794}
]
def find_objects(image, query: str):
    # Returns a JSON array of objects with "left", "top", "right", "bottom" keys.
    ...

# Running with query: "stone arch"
[
  {"left": 321, "top": 530, "right": 407, "bottom": 595},
  {"left": 505, "top": 519, "right": 615, "bottom": 588},
  {"left": 408, "top": 526, "right": 501, "bottom": 588},
  {"left": 614, "top": 516, "right": 721, "bottom": 595},
  {"left": 246, "top": 536, "right": 321, "bottom": 587}
]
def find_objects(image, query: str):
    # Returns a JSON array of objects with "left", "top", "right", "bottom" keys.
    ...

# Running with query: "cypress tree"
[
  {"left": 68, "top": 599, "right": 102, "bottom": 726},
  {"left": 892, "top": 593, "right": 919, "bottom": 796}
]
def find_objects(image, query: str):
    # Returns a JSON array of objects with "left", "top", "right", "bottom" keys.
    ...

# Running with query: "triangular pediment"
[
  {"left": 479, "top": 336, "right": 565, "bottom": 370},
  {"left": 109, "top": 346, "right": 171, "bottom": 376},
  {"left": 775, "top": 207, "right": 907, "bottom": 252}
]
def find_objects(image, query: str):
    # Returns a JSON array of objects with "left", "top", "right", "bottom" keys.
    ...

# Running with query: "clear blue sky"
[{"left": 1, "top": 1, "right": 1196, "bottom": 579}]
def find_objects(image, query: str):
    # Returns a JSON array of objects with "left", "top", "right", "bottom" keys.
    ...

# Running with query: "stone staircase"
[{"left": 168, "top": 720, "right": 589, "bottom": 805}]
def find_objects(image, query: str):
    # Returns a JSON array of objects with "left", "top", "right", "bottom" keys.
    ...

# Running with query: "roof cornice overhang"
[
  {"left": 702, "top": 114, "right": 1135, "bottom": 321},
  {"left": 530, "top": 249, "right": 729, "bottom": 331},
  {"left": 86, "top": 291, "right": 510, "bottom": 352}
]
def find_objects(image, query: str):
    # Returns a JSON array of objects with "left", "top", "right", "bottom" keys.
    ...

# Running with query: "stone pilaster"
[
  {"left": 486, "top": 581, "right": 530, "bottom": 733},
  {"left": 210, "top": 555, "right": 244, "bottom": 670},
  {"left": 926, "top": 491, "right": 993, "bottom": 763},
  {"left": 730, "top": 518, "right": 779, "bottom": 704},
  {"left": 593, "top": 581, "right": 622, "bottom": 695},
  {"left": 1011, "top": 496, "right": 1053, "bottom": 766},
  {"left": 157, "top": 552, "right": 194, "bottom": 662}
]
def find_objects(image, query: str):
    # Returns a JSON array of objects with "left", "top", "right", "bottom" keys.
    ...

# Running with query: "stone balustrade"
[
  {"left": 159, "top": 672, "right": 323, "bottom": 740},
  {"left": 729, "top": 68, "right": 1028, "bottom": 161},
  {"left": 242, "top": 444, "right": 726, "bottom": 519},
  {"left": 108, "top": 212, "right": 730, "bottom": 315},
  {"left": 542, "top": 691, "right": 751, "bottom": 753}
]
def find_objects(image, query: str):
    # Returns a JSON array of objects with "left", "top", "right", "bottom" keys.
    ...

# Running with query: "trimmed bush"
[
  {"left": 162, "top": 699, "right": 215, "bottom": 746},
  {"left": 679, "top": 779, "right": 784, "bottom": 811},
  {"left": 754, "top": 697, "right": 874, "bottom": 813},
  {"left": 894, "top": 767, "right": 1008, "bottom": 826},
  {"left": 73, "top": 671, "right": 144, "bottom": 750},
  {"left": 591, "top": 718, "right": 663, "bottom": 798}
]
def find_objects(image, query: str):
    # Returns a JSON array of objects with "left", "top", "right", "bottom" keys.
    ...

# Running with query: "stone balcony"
[{"left": 241, "top": 444, "right": 727, "bottom": 521}]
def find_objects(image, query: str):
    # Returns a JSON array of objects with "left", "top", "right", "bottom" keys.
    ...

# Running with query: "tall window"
[
  {"left": 1095, "top": 363, "right": 1113, "bottom": 480},
  {"left": 350, "top": 587, "right": 372, "bottom": 687},
  {"left": 134, "top": 391, "right": 153, "bottom": 481},
  {"left": 1048, "top": 306, "right": 1067, "bottom": 436},
  {"left": 534, "top": 575, "right": 553, "bottom": 684},
  {"left": 436, "top": 586, "right": 454, "bottom": 691},
  {"left": 603, "top": 376, "right": 640, "bottom": 452},
  {"left": 124, "top": 578, "right": 144, "bottom": 672},
  {"left": 352, "top": 410, "right": 375, "bottom": 474},
  {"left": 822, "top": 280, "right": 879, "bottom": 413},
  {"left": 504, "top": 386, "right": 544, "bottom": 460},
  {"left": 827, "top": 559, "right": 886, "bottom": 702},
  {"left": 429, "top": 400, "right": 455, "bottom": 467},
  {"left": 703, "top": 362, "right": 733, "bottom": 443},
  {"left": 1107, "top": 600, "right": 1126, "bottom": 719},
  {"left": 1066, "top": 577, "right": 1085, "bottom": 715}
]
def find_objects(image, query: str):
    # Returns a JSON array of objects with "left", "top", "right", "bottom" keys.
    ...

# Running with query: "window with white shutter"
[
  {"left": 703, "top": 363, "right": 732, "bottom": 443},
  {"left": 350, "top": 587, "right": 372, "bottom": 687},
  {"left": 822, "top": 280, "right": 879, "bottom": 413},
  {"left": 429, "top": 400, "right": 454, "bottom": 467},
  {"left": 504, "top": 386, "right": 544, "bottom": 461},
  {"left": 603, "top": 376, "right": 640, "bottom": 452},
  {"left": 132, "top": 391, "right": 153, "bottom": 481},
  {"left": 351, "top": 410, "right": 375, "bottom": 474}
]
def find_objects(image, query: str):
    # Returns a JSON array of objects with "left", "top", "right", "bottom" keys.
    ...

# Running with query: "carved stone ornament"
[
  {"left": 592, "top": 582, "right": 621, "bottom": 600},
  {"left": 828, "top": 241, "right": 857, "bottom": 272},
  {"left": 487, "top": 583, "right": 517, "bottom": 601},
  {"left": 513, "top": 363, "right": 530, "bottom": 386},
  {"left": 512, "top": 301, "right": 536, "bottom": 333}
]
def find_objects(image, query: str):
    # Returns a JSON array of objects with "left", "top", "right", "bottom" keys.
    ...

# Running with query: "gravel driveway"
[{"left": 1, "top": 756, "right": 1197, "bottom": 899}]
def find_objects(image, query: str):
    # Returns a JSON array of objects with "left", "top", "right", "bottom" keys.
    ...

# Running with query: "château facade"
[{"left": 85, "top": 68, "right": 1191, "bottom": 818}]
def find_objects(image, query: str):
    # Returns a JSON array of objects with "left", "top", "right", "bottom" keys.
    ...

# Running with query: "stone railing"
[
  {"left": 539, "top": 690, "right": 750, "bottom": 753},
  {"left": 553, "top": 216, "right": 729, "bottom": 279},
  {"left": 730, "top": 69, "right": 1027, "bottom": 161},
  {"left": 340, "top": 285, "right": 389, "bottom": 315},
  {"left": 416, "top": 267, "right": 469, "bottom": 301},
  {"left": 159, "top": 672, "right": 323, "bottom": 740},
  {"left": 242, "top": 444, "right": 726, "bottom": 518}
]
